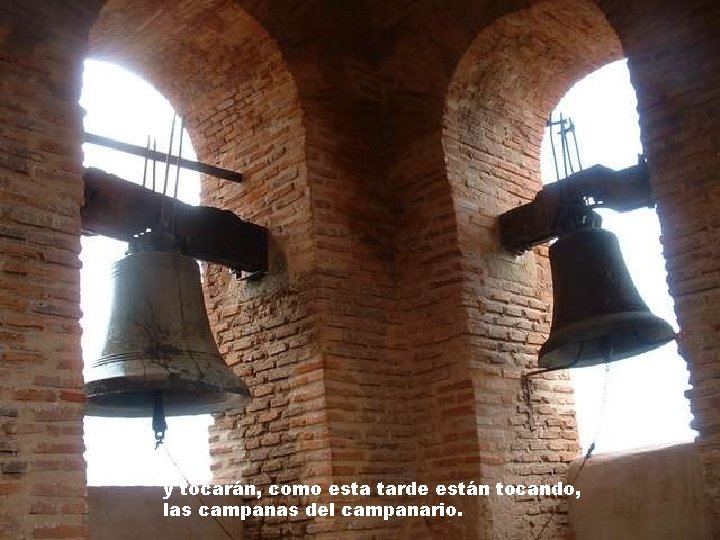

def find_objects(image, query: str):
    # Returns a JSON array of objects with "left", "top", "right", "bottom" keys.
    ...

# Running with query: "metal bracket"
[
  {"left": 499, "top": 159, "right": 653, "bottom": 254},
  {"left": 82, "top": 168, "right": 268, "bottom": 274}
]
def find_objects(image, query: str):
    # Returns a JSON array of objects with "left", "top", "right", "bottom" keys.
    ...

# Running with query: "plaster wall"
[
  {"left": 569, "top": 443, "right": 710, "bottom": 540},
  {"left": 88, "top": 486, "right": 244, "bottom": 540}
]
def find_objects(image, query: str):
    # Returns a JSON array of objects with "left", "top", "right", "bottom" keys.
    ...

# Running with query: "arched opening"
[
  {"left": 441, "top": 0, "right": 714, "bottom": 534},
  {"left": 80, "top": 58, "right": 212, "bottom": 485},
  {"left": 2, "top": 1, "right": 715, "bottom": 539},
  {"left": 442, "top": 0, "right": 625, "bottom": 536},
  {"left": 80, "top": 1, "right": 316, "bottom": 536},
  {"left": 540, "top": 59, "right": 696, "bottom": 454}
]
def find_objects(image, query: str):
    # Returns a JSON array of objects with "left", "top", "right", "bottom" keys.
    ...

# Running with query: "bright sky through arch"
[
  {"left": 540, "top": 59, "right": 696, "bottom": 454},
  {"left": 80, "top": 59, "right": 212, "bottom": 486}
]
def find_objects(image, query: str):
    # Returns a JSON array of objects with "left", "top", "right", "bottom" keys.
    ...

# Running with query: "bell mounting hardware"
[
  {"left": 82, "top": 167, "right": 267, "bottom": 274},
  {"left": 499, "top": 158, "right": 676, "bottom": 371},
  {"left": 81, "top": 121, "right": 262, "bottom": 444},
  {"left": 499, "top": 159, "right": 654, "bottom": 255}
]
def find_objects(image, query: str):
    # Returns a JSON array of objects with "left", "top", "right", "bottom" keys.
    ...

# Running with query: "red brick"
[{"left": 1, "top": 1, "right": 718, "bottom": 539}]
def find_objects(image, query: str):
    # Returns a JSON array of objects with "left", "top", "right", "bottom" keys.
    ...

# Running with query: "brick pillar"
[
  {"left": 90, "top": 2, "right": 329, "bottom": 537},
  {"left": 0, "top": 2, "right": 97, "bottom": 538},
  {"left": 602, "top": 0, "right": 720, "bottom": 532},
  {"left": 441, "top": 1, "right": 622, "bottom": 537}
]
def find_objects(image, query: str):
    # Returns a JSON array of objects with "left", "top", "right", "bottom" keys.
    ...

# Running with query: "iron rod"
[
  {"left": 547, "top": 116, "right": 561, "bottom": 182},
  {"left": 559, "top": 114, "right": 569, "bottom": 179},
  {"left": 142, "top": 135, "right": 150, "bottom": 188},
  {"left": 571, "top": 119, "right": 582, "bottom": 171},
  {"left": 152, "top": 138, "right": 157, "bottom": 191},
  {"left": 83, "top": 132, "right": 243, "bottom": 183},
  {"left": 163, "top": 113, "right": 176, "bottom": 197},
  {"left": 173, "top": 118, "right": 184, "bottom": 200},
  {"left": 169, "top": 118, "right": 186, "bottom": 237}
]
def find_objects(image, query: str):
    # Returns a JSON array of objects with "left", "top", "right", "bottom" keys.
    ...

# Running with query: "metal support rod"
[
  {"left": 547, "top": 117, "right": 560, "bottom": 182},
  {"left": 564, "top": 123, "right": 573, "bottom": 175},
  {"left": 173, "top": 118, "right": 185, "bottom": 200},
  {"left": 142, "top": 135, "right": 150, "bottom": 188},
  {"left": 152, "top": 138, "right": 157, "bottom": 191},
  {"left": 83, "top": 132, "right": 244, "bottom": 183},
  {"left": 565, "top": 122, "right": 577, "bottom": 175},
  {"left": 169, "top": 118, "right": 185, "bottom": 236},
  {"left": 163, "top": 113, "right": 176, "bottom": 198},
  {"left": 559, "top": 114, "right": 569, "bottom": 178},
  {"left": 159, "top": 115, "right": 177, "bottom": 236},
  {"left": 571, "top": 119, "right": 582, "bottom": 171}
]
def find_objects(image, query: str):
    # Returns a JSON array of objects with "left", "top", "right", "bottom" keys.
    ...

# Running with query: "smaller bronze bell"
[
  {"left": 85, "top": 250, "right": 250, "bottom": 417},
  {"left": 539, "top": 227, "right": 676, "bottom": 370}
]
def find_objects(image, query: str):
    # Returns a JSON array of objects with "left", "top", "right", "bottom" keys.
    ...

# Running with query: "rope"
[
  {"left": 530, "top": 345, "right": 613, "bottom": 539},
  {"left": 160, "top": 442, "right": 237, "bottom": 540}
]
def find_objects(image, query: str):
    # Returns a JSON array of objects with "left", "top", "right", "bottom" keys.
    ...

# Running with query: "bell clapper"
[{"left": 152, "top": 391, "right": 168, "bottom": 449}]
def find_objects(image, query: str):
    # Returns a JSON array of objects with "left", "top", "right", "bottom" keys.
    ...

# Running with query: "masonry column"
[
  {"left": 0, "top": 2, "right": 98, "bottom": 538},
  {"left": 605, "top": 0, "right": 720, "bottom": 533}
]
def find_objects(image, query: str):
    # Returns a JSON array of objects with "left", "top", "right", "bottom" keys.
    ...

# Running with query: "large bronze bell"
[
  {"left": 85, "top": 250, "right": 250, "bottom": 417},
  {"left": 539, "top": 227, "right": 676, "bottom": 370}
]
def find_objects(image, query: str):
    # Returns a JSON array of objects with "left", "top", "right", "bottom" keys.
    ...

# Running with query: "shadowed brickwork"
[{"left": 1, "top": 0, "right": 718, "bottom": 538}]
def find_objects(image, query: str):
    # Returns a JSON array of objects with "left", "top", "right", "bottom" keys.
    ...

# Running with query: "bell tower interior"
[{"left": 1, "top": 1, "right": 718, "bottom": 539}]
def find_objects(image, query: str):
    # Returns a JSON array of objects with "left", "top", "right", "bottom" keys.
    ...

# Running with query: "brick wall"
[
  {"left": 1, "top": 0, "right": 718, "bottom": 538},
  {"left": 0, "top": 2, "right": 99, "bottom": 538},
  {"left": 598, "top": 0, "right": 720, "bottom": 534},
  {"left": 441, "top": 2, "right": 621, "bottom": 536}
]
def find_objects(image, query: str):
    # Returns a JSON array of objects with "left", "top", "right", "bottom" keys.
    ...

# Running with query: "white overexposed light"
[
  {"left": 540, "top": 59, "right": 697, "bottom": 454},
  {"left": 80, "top": 59, "right": 212, "bottom": 486}
]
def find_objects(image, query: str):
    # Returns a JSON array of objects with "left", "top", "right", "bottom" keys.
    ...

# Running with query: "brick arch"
[
  {"left": 440, "top": 1, "right": 622, "bottom": 536},
  {"left": 85, "top": 2, "right": 326, "bottom": 534},
  {"left": 444, "top": 0, "right": 621, "bottom": 253},
  {"left": 2, "top": 1, "right": 718, "bottom": 538},
  {"left": 88, "top": 0, "right": 310, "bottom": 273}
]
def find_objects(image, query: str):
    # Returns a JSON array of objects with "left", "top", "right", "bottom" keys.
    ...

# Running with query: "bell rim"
[
  {"left": 85, "top": 249, "right": 251, "bottom": 417},
  {"left": 84, "top": 380, "right": 251, "bottom": 418},
  {"left": 538, "top": 310, "right": 676, "bottom": 370}
]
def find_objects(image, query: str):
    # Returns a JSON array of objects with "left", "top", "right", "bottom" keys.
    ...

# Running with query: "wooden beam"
[
  {"left": 81, "top": 168, "right": 267, "bottom": 273},
  {"left": 499, "top": 162, "right": 653, "bottom": 253}
]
